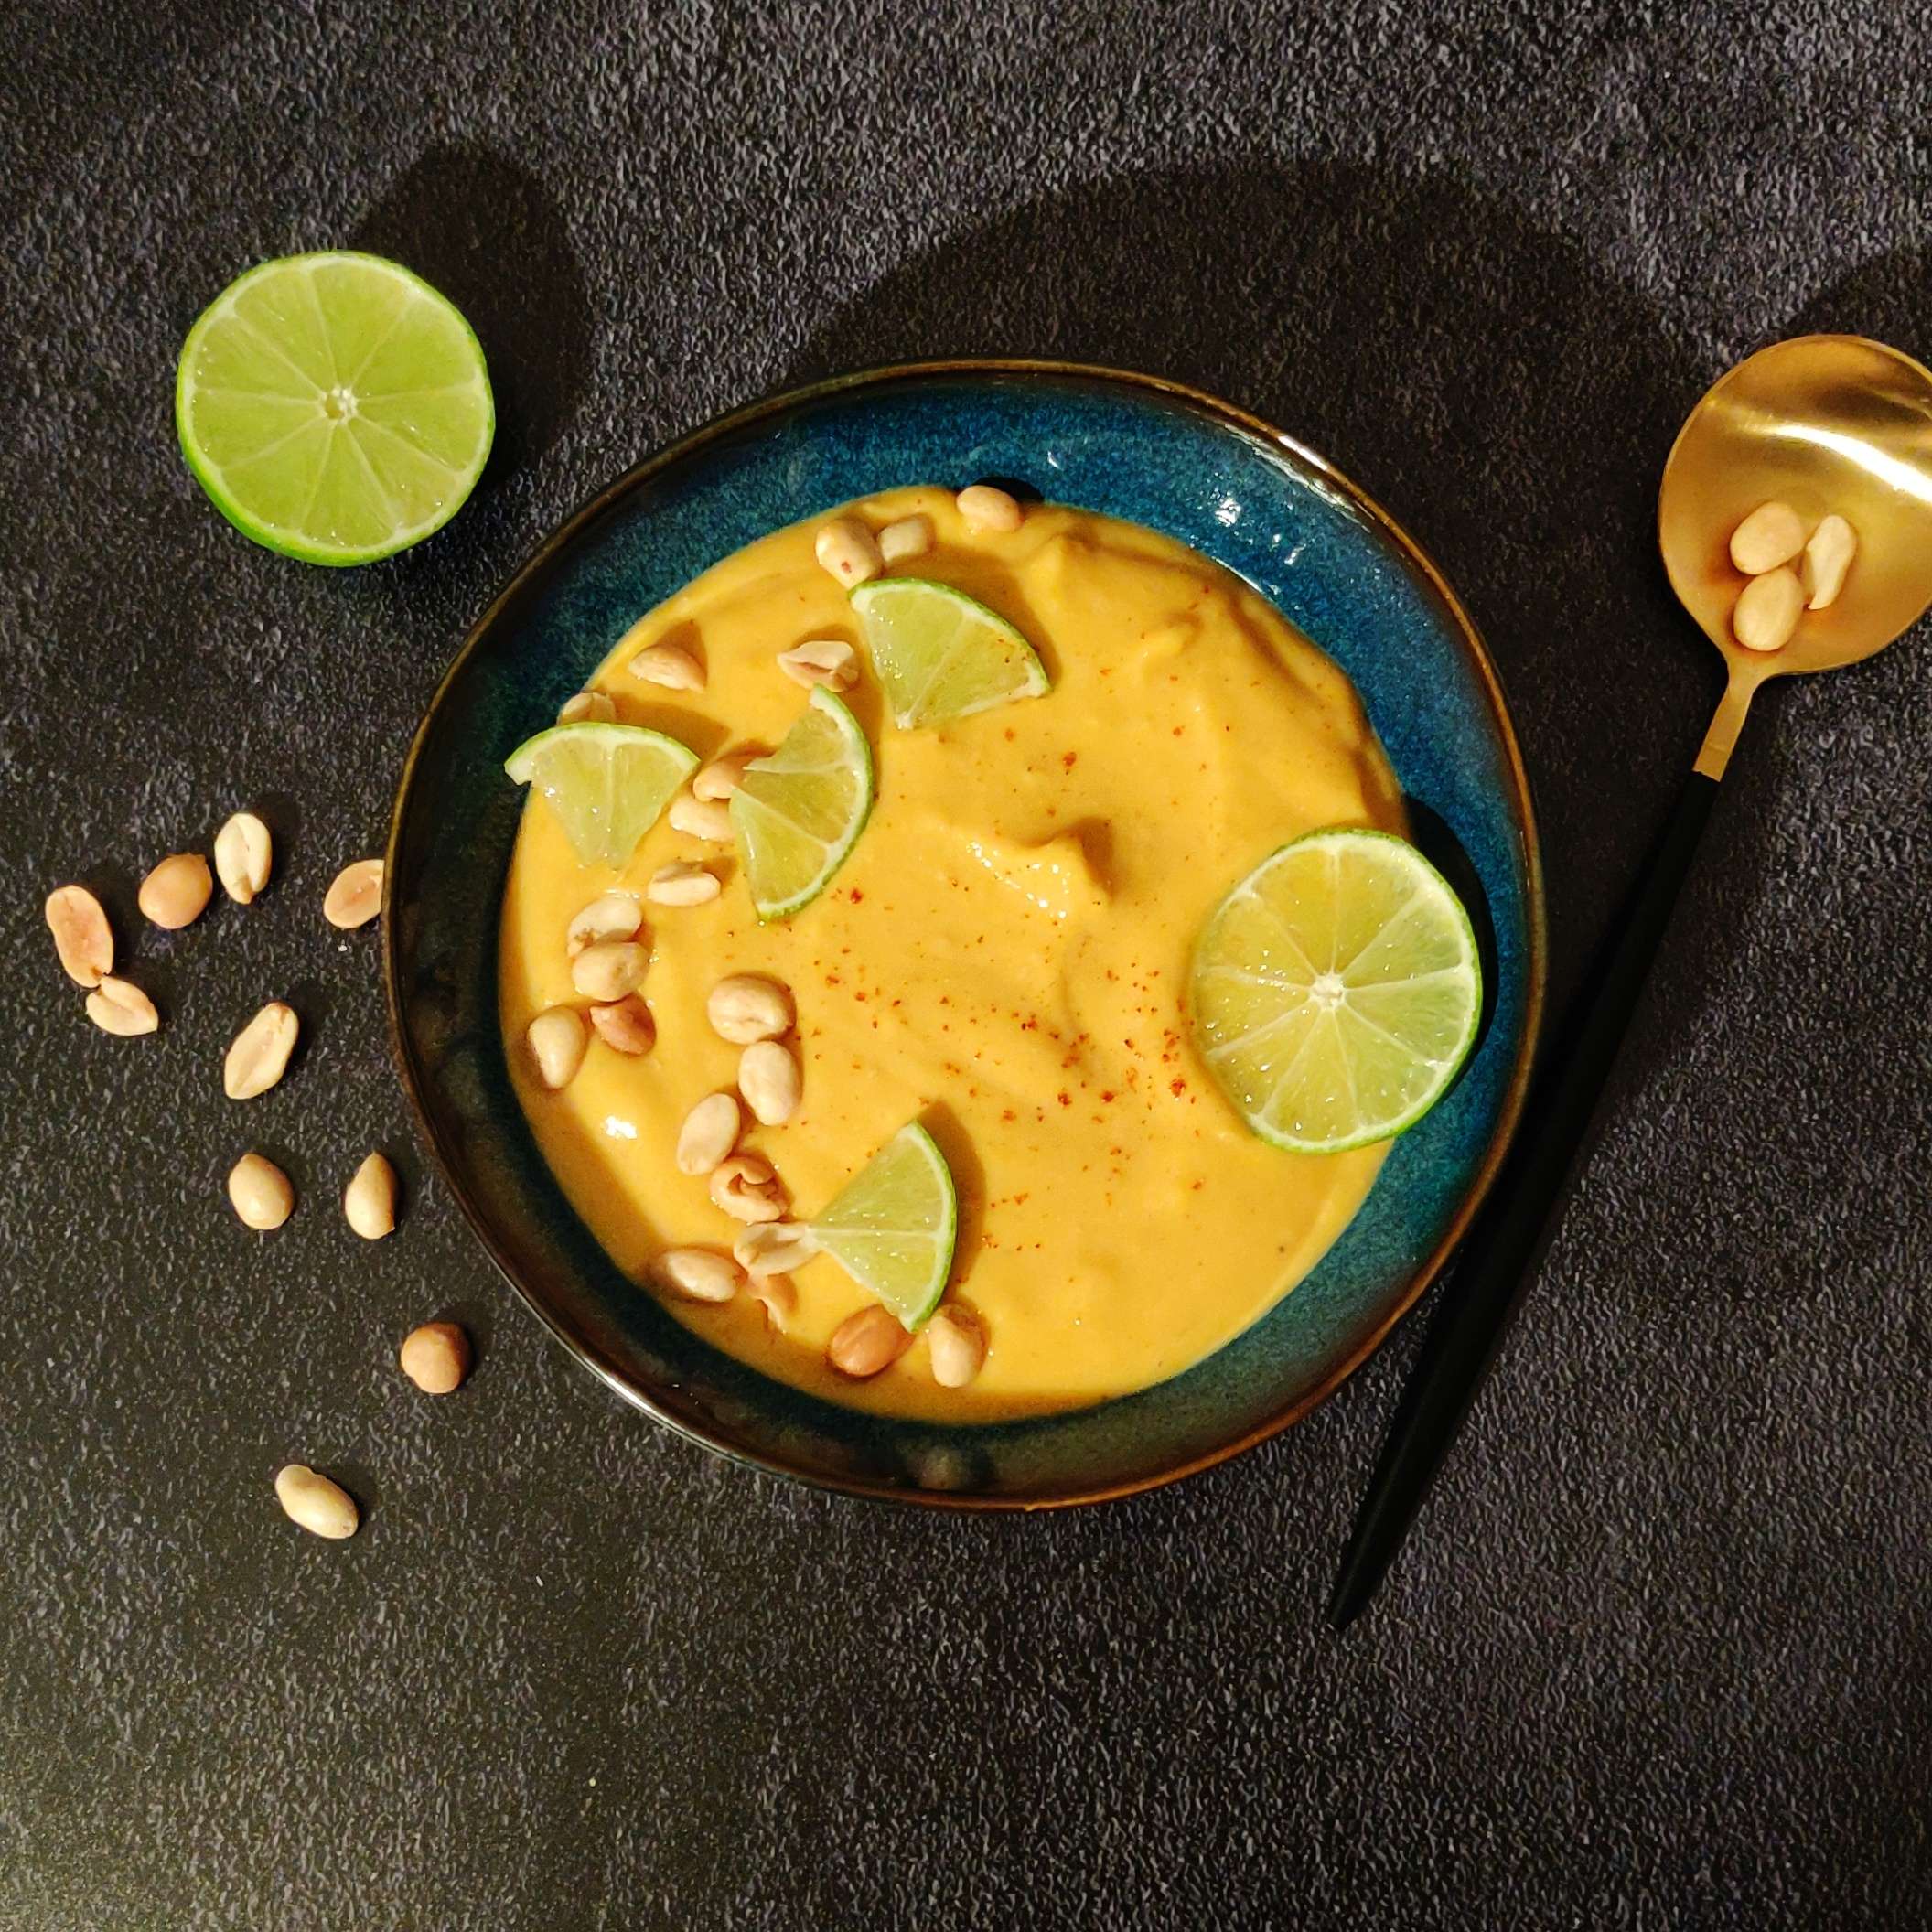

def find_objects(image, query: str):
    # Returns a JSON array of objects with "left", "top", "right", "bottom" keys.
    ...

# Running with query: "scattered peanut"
[
  {"left": 224, "top": 1001, "right": 299, "bottom": 1097},
  {"left": 399, "top": 1321, "right": 471, "bottom": 1394},
  {"left": 139, "top": 852, "right": 213, "bottom": 930},
  {"left": 738, "top": 1039, "right": 800, "bottom": 1125},
  {"left": 692, "top": 749, "right": 757, "bottom": 800},
  {"left": 45, "top": 885, "right": 113, "bottom": 986},
  {"left": 527, "top": 1006, "right": 587, "bottom": 1089},
  {"left": 227, "top": 1153, "right": 294, "bottom": 1231},
  {"left": 558, "top": 689, "right": 617, "bottom": 724},
  {"left": 1729, "top": 500, "right": 1807, "bottom": 575},
  {"left": 733, "top": 1220, "right": 820, "bottom": 1279},
  {"left": 927, "top": 1306, "right": 987, "bottom": 1388},
  {"left": 1733, "top": 567, "right": 1804, "bottom": 654},
  {"left": 629, "top": 642, "right": 705, "bottom": 692},
  {"left": 344, "top": 1153, "right": 399, "bottom": 1240},
  {"left": 567, "top": 892, "right": 643, "bottom": 955},
  {"left": 652, "top": 1248, "right": 741, "bottom": 1304},
  {"left": 213, "top": 812, "right": 274, "bottom": 905},
  {"left": 676, "top": 1091, "right": 741, "bottom": 1175},
  {"left": 85, "top": 976, "right": 159, "bottom": 1037},
  {"left": 571, "top": 939, "right": 649, "bottom": 1003},
  {"left": 877, "top": 514, "right": 933, "bottom": 565},
  {"left": 747, "top": 1272, "right": 797, "bottom": 1330},
  {"left": 777, "top": 637, "right": 859, "bottom": 692},
  {"left": 814, "top": 516, "right": 883, "bottom": 589},
  {"left": 647, "top": 862, "right": 720, "bottom": 907},
  {"left": 827, "top": 1304, "right": 913, "bottom": 1378},
  {"left": 669, "top": 792, "right": 735, "bottom": 842},
  {"left": 589, "top": 994, "right": 655, "bottom": 1056},
  {"left": 706, "top": 973, "right": 793, "bottom": 1044},
  {"left": 274, "top": 1464, "right": 359, "bottom": 1540},
  {"left": 323, "top": 859, "right": 384, "bottom": 930},
  {"left": 710, "top": 1153, "right": 786, "bottom": 1223},
  {"left": 1800, "top": 513, "right": 1857, "bottom": 610}
]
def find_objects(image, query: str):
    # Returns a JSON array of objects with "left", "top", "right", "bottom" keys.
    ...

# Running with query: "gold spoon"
[
  {"left": 1332, "top": 333, "right": 1932, "bottom": 1628},
  {"left": 1660, "top": 332, "right": 1932, "bottom": 779}
]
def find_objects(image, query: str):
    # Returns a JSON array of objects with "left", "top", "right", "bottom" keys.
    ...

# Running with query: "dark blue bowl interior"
[{"left": 387, "top": 365, "right": 1540, "bottom": 1505}]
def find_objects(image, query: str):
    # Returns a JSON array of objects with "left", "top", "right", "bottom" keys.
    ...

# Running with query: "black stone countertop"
[{"left": 4, "top": 4, "right": 1928, "bottom": 1926}]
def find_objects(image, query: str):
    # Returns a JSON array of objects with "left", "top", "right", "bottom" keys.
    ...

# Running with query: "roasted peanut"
[
  {"left": 228, "top": 1153, "right": 294, "bottom": 1230},
  {"left": 710, "top": 1154, "right": 785, "bottom": 1223},
  {"left": 527, "top": 1006, "right": 587, "bottom": 1089},
  {"left": 652, "top": 1248, "right": 741, "bottom": 1304},
  {"left": 567, "top": 892, "right": 643, "bottom": 956},
  {"left": 706, "top": 973, "right": 792, "bottom": 1044},
  {"left": 139, "top": 853, "right": 213, "bottom": 930},
  {"left": 927, "top": 1306, "right": 987, "bottom": 1388},
  {"left": 46, "top": 885, "right": 113, "bottom": 986},
  {"left": 628, "top": 643, "right": 705, "bottom": 691},
  {"left": 647, "top": 862, "right": 720, "bottom": 907},
  {"left": 828, "top": 1304, "right": 913, "bottom": 1378},
  {"left": 1733, "top": 567, "right": 1803, "bottom": 653},
  {"left": 669, "top": 793, "right": 735, "bottom": 842},
  {"left": 737, "top": 1039, "right": 800, "bottom": 1125},
  {"left": 1801, "top": 513, "right": 1857, "bottom": 609},
  {"left": 676, "top": 1091, "right": 741, "bottom": 1175},
  {"left": 1729, "top": 500, "right": 1807, "bottom": 575},
  {"left": 777, "top": 638, "right": 859, "bottom": 692},
  {"left": 732, "top": 1220, "right": 819, "bottom": 1279},
  {"left": 344, "top": 1153, "right": 399, "bottom": 1240},
  {"left": 747, "top": 1272, "right": 797, "bottom": 1330},
  {"left": 589, "top": 994, "right": 655, "bottom": 1056},
  {"left": 85, "top": 976, "right": 159, "bottom": 1036},
  {"left": 223, "top": 1001, "right": 299, "bottom": 1097},
  {"left": 323, "top": 859, "right": 384, "bottom": 930},
  {"left": 692, "top": 750, "right": 757, "bottom": 800},
  {"left": 956, "top": 483, "right": 1022, "bottom": 533},
  {"left": 571, "top": 939, "right": 649, "bottom": 1003},
  {"left": 274, "top": 1465, "right": 359, "bottom": 1540},
  {"left": 213, "top": 812, "right": 274, "bottom": 904},
  {"left": 877, "top": 514, "right": 933, "bottom": 565},
  {"left": 814, "top": 516, "right": 883, "bottom": 589},
  {"left": 399, "top": 1322, "right": 471, "bottom": 1394}
]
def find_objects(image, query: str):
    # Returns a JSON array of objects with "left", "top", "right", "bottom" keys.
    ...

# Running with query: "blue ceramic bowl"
[{"left": 385, "top": 362, "right": 1545, "bottom": 1508}]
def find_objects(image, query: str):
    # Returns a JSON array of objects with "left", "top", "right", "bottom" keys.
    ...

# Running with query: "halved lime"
[
  {"left": 729, "top": 687, "right": 875, "bottom": 920},
  {"left": 504, "top": 722, "right": 697, "bottom": 867},
  {"left": 810, "top": 1122, "right": 959, "bottom": 1331},
  {"left": 1190, "top": 828, "right": 1482, "bottom": 1153},
  {"left": 176, "top": 252, "right": 493, "bottom": 565},
  {"left": 849, "top": 577, "right": 1049, "bottom": 728}
]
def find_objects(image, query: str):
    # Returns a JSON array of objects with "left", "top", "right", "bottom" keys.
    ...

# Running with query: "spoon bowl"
[{"left": 1659, "top": 335, "right": 1932, "bottom": 769}]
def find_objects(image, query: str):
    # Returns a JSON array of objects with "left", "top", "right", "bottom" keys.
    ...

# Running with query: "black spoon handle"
[{"left": 1328, "top": 767, "right": 1722, "bottom": 1630}]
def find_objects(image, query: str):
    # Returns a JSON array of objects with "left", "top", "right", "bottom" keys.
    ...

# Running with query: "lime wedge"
[
  {"left": 728, "top": 687, "right": 875, "bottom": 920},
  {"left": 1190, "top": 828, "right": 1482, "bottom": 1153},
  {"left": 849, "top": 577, "right": 1049, "bottom": 728},
  {"left": 504, "top": 722, "right": 697, "bottom": 867},
  {"left": 810, "top": 1123, "right": 959, "bottom": 1330},
  {"left": 176, "top": 252, "right": 493, "bottom": 566}
]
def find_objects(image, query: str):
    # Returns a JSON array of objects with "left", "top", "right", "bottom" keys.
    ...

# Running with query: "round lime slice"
[
  {"left": 1190, "top": 828, "right": 1482, "bottom": 1153},
  {"left": 504, "top": 721, "right": 697, "bottom": 868},
  {"left": 728, "top": 687, "right": 875, "bottom": 920},
  {"left": 176, "top": 252, "right": 493, "bottom": 565},
  {"left": 810, "top": 1122, "right": 959, "bottom": 1331},
  {"left": 849, "top": 577, "right": 1049, "bottom": 728}
]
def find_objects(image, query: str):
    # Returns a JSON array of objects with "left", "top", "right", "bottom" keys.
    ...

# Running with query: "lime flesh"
[
  {"left": 1190, "top": 828, "right": 1482, "bottom": 1153},
  {"left": 176, "top": 252, "right": 493, "bottom": 565},
  {"left": 810, "top": 1122, "right": 959, "bottom": 1331},
  {"left": 504, "top": 722, "right": 697, "bottom": 868},
  {"left": 728, "top": 688, "right": 875, "bottom": 920},
  {"left": 849, "top": 577, "right": 1049, "bottom": 728}
]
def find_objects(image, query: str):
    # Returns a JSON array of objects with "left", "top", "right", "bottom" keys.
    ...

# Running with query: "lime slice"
[
  {"left": 810, "top": 1123, "right": 959, "bottom": 1330},
  {"left": 1190, "top": 828, "right": 1482, "bottom": 1153},
  {"left": 849, "top": 577, "right": 1049, "bottom": 728},
  {"left": 504, "top": 722, "right": 697, "bottom": 867},
  {"left": 729, "top": 687, "right": 875, "bottom": 920},
  {"left": 176, "top": 252, "right": 493, "bottom": 566}
]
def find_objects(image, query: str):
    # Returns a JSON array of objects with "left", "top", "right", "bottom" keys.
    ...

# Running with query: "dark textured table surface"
[{"left": 5, "top": 4, "right": 1929, "bottom": 1927}]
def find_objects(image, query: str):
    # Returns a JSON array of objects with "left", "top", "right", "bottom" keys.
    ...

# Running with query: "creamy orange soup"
[{"left": 499, "top": 487, "right": 1404, "bottom": 1421}]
